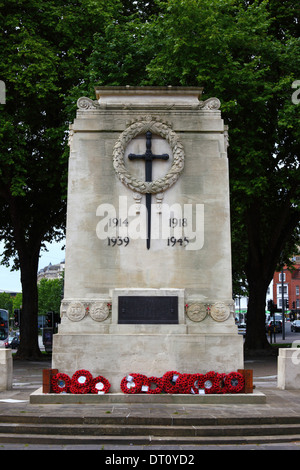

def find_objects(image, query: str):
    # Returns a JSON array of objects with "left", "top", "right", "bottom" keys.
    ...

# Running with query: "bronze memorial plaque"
[{"left": 118, "top": 296, "right": 178, "bottom": 324}]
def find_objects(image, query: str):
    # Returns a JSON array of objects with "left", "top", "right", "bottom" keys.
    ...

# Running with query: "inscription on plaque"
[{"left": 118, "top": 296, "right": 178, "bottom": 324}]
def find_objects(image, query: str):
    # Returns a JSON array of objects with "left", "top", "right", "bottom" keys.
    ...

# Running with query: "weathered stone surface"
[
  {"left": 0, "top": 348, "right": 12, "bottom": 391},
  {"left": 52, "top": 87, "right": 243, "bottom": 391}
]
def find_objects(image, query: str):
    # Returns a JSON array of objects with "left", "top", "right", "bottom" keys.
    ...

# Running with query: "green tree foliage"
[
  {"left": 38, "top": 278, "right": 63, "bottom": 316},
  {"left": 0, "top": 292, "right": 13, "bottom": 315},
  {"left": 0, "top": 0, "right": 121, "bottom": 358},
  {"left": 90, "top": 0, "right": 299, "bottom": 351},
  {"left": 0, "top": 0, "right": 299, "bottom": 356},
  {"left": 152, "top": 0, "right": 299, "bottom": 352},
  {"left": 88, "top": 0, "right": 161, "bottom": 86},
  {"left": 12, "top": 292, "right": 22, "bottom": 311}
]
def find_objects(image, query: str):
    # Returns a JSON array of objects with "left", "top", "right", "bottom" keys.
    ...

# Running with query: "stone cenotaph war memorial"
[{"left": 51, "top": 86, "right": 244, "bottom": 392}]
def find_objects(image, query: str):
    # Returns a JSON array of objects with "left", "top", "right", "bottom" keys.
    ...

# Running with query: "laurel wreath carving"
[{"left": 112, "top": 117, "right": 185, "bottom": 195}]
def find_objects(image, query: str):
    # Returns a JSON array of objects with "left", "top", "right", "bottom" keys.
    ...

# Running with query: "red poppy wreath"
[
  {"left": 216, "top": 373, "right": 229, "bottom": 394},
  {"left": 202, "top": 371, "right": 221, "bottom": 394},
  {"left": 224, "top": 371, "right": 245, "bottom": 393},
  {"left": 120, "top": 373, "right": 146, "bottom": 394},
  {"left": 176, "top": 373, "right": 193, "bottom": 394},
  {"left": 90, "top": 376, "right": 111, "bottom": 394},
  {"left": 162, "top": 370, "right": 181, "bottom": 394},
  {"left": 70, "top": 369, "right": 93, "bottom": 394},
  {"left": 189, "top": 373, "right": 205, "bottom": 394},
  {"left": 146, "top": 376, "right": 164, "bottom": 394},
  {"left": 51, "top": 373, "right": 71, "bottom": 394}
]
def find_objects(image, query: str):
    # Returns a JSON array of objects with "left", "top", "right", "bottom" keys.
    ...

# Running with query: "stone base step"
[
  {"left": 30, "top": 387, "right": 266, "bottom": 405},
  {"left": 0, "top": 415, "right": 300, "bottom": 446},
  {"left": 0, "top": 432, "right": 300, "bottom": 447},
  {"left": 1, "top": 422, "right": 300, "bottom": 437}
]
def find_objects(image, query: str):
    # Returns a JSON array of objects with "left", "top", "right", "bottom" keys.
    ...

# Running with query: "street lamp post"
[{"left": 281, "top": 267, "right": 285, "bottom": 340}]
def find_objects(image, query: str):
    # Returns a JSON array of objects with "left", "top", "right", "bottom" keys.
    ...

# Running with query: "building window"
[
  {"left": 296, "top": 286, "right": 299, "bottom": 296},
  {"left": 279, "top": 272, "right": 286, "bottom": 282},
  {"left": 278, "top": 285, "right": 288, "bottom": 295},
  {"left": 278, "top": 298, "right": 288, "bottom": 308}
]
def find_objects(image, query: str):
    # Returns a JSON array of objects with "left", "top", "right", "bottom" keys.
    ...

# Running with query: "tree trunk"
[
  {"left": 244, "top": 277, "right": 272, "bottom": 353},
  {"left": 15, "top": 246, "right": 42, "bottom": 360},
  {"left": 243, "top": 195, "right": 299, "bottom": 354},
  {"left": 243, "top": 203, "right": 274, "bottom": 354},
  {"left": 4, "top": 192, "right": 43, "bottom": 360}
]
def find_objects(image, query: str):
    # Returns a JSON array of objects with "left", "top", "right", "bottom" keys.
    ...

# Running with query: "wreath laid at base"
[
  {"left": 51, "top": 369, "right": 111, "bottom": 394},
  {"left": 50, "top": 373, "right": 71, "bottom": 394},
  {"left": 70, "top": 369, "right": 93, "bottom": 394},
  {"left": 120, "top": 373, "right": 147, "bottom": 394},
  {"left": 50, "top": 369, "right": 245, "bottom": 395},
  {"left": 90, "top": 376, "right": 111, "bottom": 394},
  {"left": 120, "top": 370, "right": 245, "bottom": 395}
]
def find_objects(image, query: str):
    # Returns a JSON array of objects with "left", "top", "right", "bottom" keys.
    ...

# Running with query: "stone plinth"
[
  {"left": 53, "top": 329, "right": 242, "bottom": 392},
  {"left": 277, "top": 348, "right": 300, "bottom": 390},
  {"left": 30, "top": 387, "right": 266, "bottom": 405},
  {"left": 0, "top": 348, "right": 12, "bottom": 391}
]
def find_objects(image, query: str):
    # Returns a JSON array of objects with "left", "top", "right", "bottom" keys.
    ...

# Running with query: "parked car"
[
  {"left": 5, "top": 336, "right": 15, "bottom": 348},
  {"left": 10, "top": 336, "right": 20, "bottom": 349},
  {"left": 291, "top": 320, "right": 300, "bottom": 332},
  {"left": 238, "top": 323, "right": 246, "bottom": 336},
  {"left": 266, "top": 320, "right": 282, "bottom": 333}
]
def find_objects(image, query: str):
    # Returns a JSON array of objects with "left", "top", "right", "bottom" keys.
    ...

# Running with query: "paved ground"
[{"left": 0, "top": 353, "right": 300, "bottom": 451}]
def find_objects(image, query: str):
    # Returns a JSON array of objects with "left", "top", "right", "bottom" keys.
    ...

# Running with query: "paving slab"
[{"left": 0, "top": 355, "right": 299, "bottom": 422}]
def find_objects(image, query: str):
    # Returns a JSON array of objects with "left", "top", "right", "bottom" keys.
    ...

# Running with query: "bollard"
[{"left": 0, "top": 349, "right": 13, "bottom": 391}]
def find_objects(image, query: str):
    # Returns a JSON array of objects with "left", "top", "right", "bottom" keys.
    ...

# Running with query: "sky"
[{"left": 0, "top": 239, "right": 66, "bottom": 293}]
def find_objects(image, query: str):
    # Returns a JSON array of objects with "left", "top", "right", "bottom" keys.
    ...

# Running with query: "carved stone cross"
[{"left": 128, "top": 131, "right": 169, "bottom": 249}]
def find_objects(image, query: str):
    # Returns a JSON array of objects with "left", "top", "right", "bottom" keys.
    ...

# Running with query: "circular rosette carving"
[
  {"left": 89, "top": 302, "right": 110, "bottom": 322},
  {"left": 66, "top": 302, "right": 86, "bottom": 322},
  {"left": 210, "top": 302, "right": 231, "bottom": 322},
  {"left": 112, "top": 118, "right": 184, "bottom": 195},
  {"left": 186, "top": 303, "right": 207, "bottom": 322}
]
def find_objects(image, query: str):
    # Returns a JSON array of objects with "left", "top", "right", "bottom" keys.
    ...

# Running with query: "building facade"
[
  {"left": 37, "top": 262, "right": 65, "bottom": 283},
  {"left": 273, "top": 255, "right": 300, "bottom": 319}
]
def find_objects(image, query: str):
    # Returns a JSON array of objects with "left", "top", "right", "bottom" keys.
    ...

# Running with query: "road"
[{"left": 268, "top": 320, "right": 300, "bottom": 345}]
